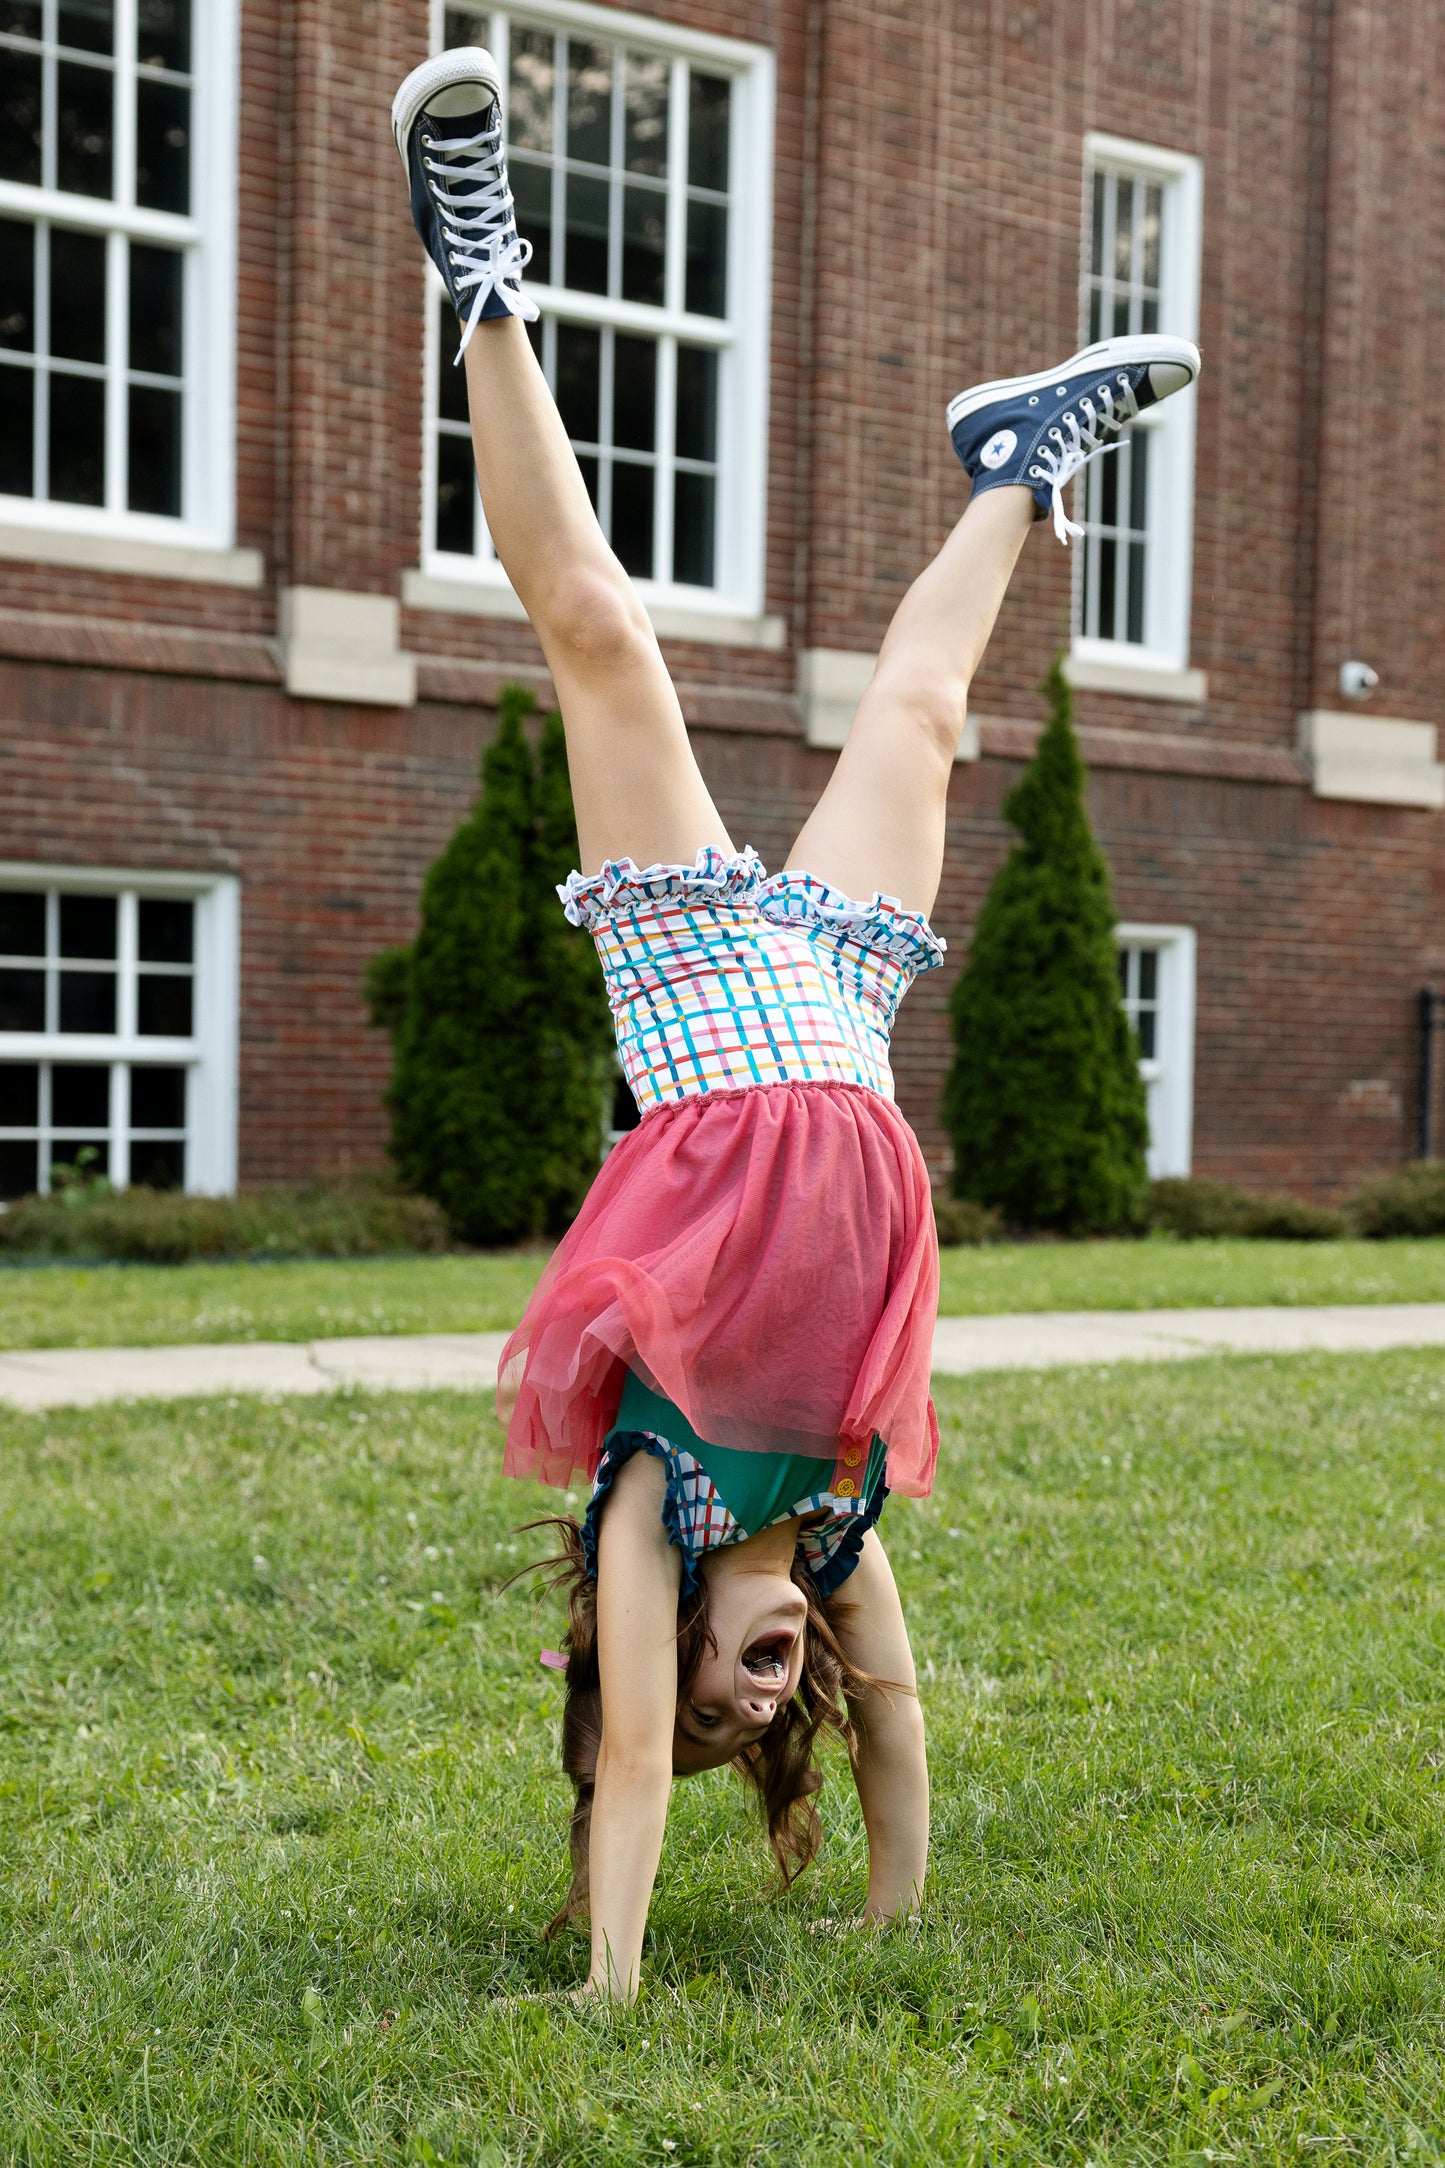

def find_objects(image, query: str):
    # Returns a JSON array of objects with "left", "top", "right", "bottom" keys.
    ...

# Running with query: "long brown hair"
[{"left": 523, "top": 1516, "right": 890, "bottom": 1936}]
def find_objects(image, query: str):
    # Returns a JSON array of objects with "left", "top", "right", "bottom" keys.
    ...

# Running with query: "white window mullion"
[
  {"left": 37, "top": 1061, "right": 52, "bottom": 1196},
  {"left": 654, "top": 330, "right": 676, "bottom": 584},
  {"left": 114, "top": 0, "right": 138, "bottom": 212},
  {"left": 116, "top": 889, "right": 137, "bottom": 1038},
  {"left": 663, "top": 57, "right": 687, "bottom": 318},
  {"left": 39, "top": 0, "right": 56, "bottom": 195},
  {"left": 550, "top": 30, "right": 566, "bottom": 286},
  {"left": 111, "top": 1058, "right": 130, "bottom": 1188}
]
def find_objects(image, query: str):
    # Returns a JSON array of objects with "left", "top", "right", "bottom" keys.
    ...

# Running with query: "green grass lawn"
[
  {"left": 3, "top": 1236, "right": 1445, "bottom": 1352},
  {"left": 4, "top": 1350, "right": 1445, "bottom": 2163}
]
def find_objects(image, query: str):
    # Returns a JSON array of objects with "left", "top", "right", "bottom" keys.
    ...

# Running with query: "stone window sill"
[
  {"left": 1064, "top": 649, "right": 1208, "bottom": 704},
  {"left": 401, "top": 569, "right": 785, "bottom": 651},
  {"left": 0, "top": 521, "right": 264, "bottom": 588}
]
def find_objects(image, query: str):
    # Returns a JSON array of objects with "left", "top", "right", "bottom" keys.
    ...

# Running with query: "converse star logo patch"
[{"left": 979, "top": 428, "right": 1017, "bottom": 470}]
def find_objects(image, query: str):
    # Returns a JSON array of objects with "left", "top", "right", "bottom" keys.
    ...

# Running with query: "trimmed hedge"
[
  {"left": 1348, "top": 1161, "right": 1445, "bottom": 1239},
  {"left": 1148, "top": 1178, "right": 1345, "bottom": 1242},
  {"left": 933, "top": 1195, "right": 1001, "bottom": 1248},
  {"left": 0, "top": 1174, "right": 449, "bottom": 1264}
]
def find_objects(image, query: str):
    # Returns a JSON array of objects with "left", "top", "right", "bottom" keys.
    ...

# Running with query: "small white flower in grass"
[
  {"left": 378, "top": 1575, "right": 389, "bottom": 1586},
  {"left": 406, "top": 1511, "right": 418, "bottom": 1527},
  {"left": 431, "top": 1592, "right": 445, "bottom": 1603},
  {"left": 423, "top": 1545, "right": 439, "bottom": 1560},
  {"left": 252, "top": 1556, "right": 269, "bottom": 1571}
]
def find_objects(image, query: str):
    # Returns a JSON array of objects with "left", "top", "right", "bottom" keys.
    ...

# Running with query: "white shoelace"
[
  {"left": 1027, "top": 374, "right": 1141, "bottom": 544},
  {"left": 423, "top": 116, "right": 539, "bottom": 353}
]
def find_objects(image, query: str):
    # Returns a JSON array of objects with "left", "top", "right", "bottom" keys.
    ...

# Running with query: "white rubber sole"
[
  {"left": 946, "top": 333, "right": 1201, "bottom": 431},
  {"left": 390, "top": 47, "right": 504, "bottom": 171}
]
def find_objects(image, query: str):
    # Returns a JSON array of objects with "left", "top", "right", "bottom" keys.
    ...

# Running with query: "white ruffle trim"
[
  {"left": 558, "top": 848, "right": 945, "bottom": 971},
  {"left": 757, "top": 870, "right": 946, "bottom": 973},
  {"left": 558, "top": 845, "right": 764, "bottom": 929}
]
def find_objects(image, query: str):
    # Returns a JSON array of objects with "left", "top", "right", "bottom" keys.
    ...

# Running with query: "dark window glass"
[
  {"left": 57, "top": 58, "right": 114, "bottom": 197},
  {"left": 675, "top": 345, "right": 718, "bottom": 462},
  {"left": 137, "top": 896, "right": 192, "bottom": 962},
  {"left": 0, "top": 1139, "right": 39, "bottom": 1199},
  {"left": 129, "top": 241, "right": 182, "bottom": 375},
  {"left": 128, "top": 383, "right": 181, "bottom": 514},
  {"left": 0, "top": 366, "right": 33, "bottom": 493},
  {"left": 0, "top": 218, "right": 34, "bottom": 350},
  {"left": 1088, "top": 288, "right": 1102, "bottom": 344},
  {"left": 0, "top": 968, "right": 44, "bottom": 1030},
  {"left": 575, "top": 452, "right": 598, "bottom": 516},
  {"left": 436, "top": 297, "right": 468, "bottom": 422},
  {"left": 1136, "top": 1006, "right": 1156, "bottom": 1059},
  {"left": 610, "top": 1070, "right": 639, "bottom": 1135},
  {"left": 1099, "top": 442, "right": 1118, "bottom": 528},
  {"left": 1143, "top": 183, "right": 1162, "bottom": 288},
  {"left": 508, "top": 26, "right": 554, "bottom": 154},
  {"left": 612, "top": 334, "right": 655, "bottom": 451},
  {"left": 1128, "top": 428, "right": 1149, "bottom": 533},
  {"left": 137, "top": 972, "right": 191, "bottom": 1036},
  {"left": 52, "top": 1062, "right": 109, "bottom": 1125},
  {"left": 563, "top": 170, "right": 608, "bottom": 294},
  {"left": 50, "top": 1136, "right": 108, "bottom": 1178},
  {"left": 50, "top": 225, "right": 106, "bottom": 364},
  {"left": 1139, "top": 949, "right": 1158, "bottom": 1001},
  {"left": 443, "top": 6, "right": 487, "bottom": 49},
  {"left": 1142, "top": 296, "right": 1159, "bottom": 335},
  {"left": 611, "top": 459, "right": 653, "bottom": 577},
  {"left": 131, "top": 1135, "right": 182, "bottom": 1188},
  {"left": 624, "top": 53, "right": 668, "bottom": 177},
  {"left": 555, "top": 321, "right": 600, "bottom": 441},
  {"left": 49, "top": 370, "right": 105, "bottom": 503},
  {"left": 673, "top": 469, "right": 715, "bottom": 588},
  {"left": 1097, "top": 535, "right": 1117, "bottom": 639},
  {"left": 0, "top": 1062, "right": 38, "bottom": 1123},
  {"left": 621, "top": 185, "right": 665, "bottom": 307},
  {"left": 135, "top": 74, "right": 188, "bottom": 212},
  {"left": 1113, "top": 177, "right": 1132, "bottom": 284},
  {"left": 1112, "top": 287, "right": 1130, "bottom": 339},
  {"left": 59, "top": 970, "right": 116, "bottom": 1032},
  {"left": 1090, "top": 170, "right": 1105, "bottom": 279},
  {"left": 0, "top": 2, "right": 42, "bottom": 34},
  {"left": 58, "top": 0, "right": 112, "bottom": 54},
  {"left": 0, "top": 49, "right": 42, "bottom": 185},
  {"left": 566, "top": 39, "right": 611, "bottom": 165},
  {"left": 1127, "top": 543, "right": 1146, "bottom": 643},
  {"left": 510, "top": 157, "right": 551, "bottom": 285},
  {"left": 130, "top": 1063, "right": 185, "bottom": 1127},
  {"left": 435, "top": 430, "right": 475, "bottom": 556},
  {"left": 60, "top": 893, "right": 116, "bottom": 957},
  {"left": 1117, "top": 950, "right": 1129, "bottom": 996},
  {"left": 685, "top": 199, "right": 726, "bottom": 318},
  {"left": 687, "top": 74, "right": 729, "bottom": 192},
  {"left": 136, "top": 0, "right": 188, "bottom": 72},
  {"left": 0, "top": 890, "right": 44, "bottom": 954}
]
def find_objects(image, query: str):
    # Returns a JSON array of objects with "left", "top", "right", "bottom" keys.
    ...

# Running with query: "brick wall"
[{"left": 1, "top": 0, "right": 1442, "bottom": 1198}]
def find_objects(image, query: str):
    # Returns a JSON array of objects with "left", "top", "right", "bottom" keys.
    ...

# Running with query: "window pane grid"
[
  {"left": 431, "top": 7, "right": 734, "bottom": 591},
  {"left": 0, "top": 0, "right": 192, "bottom": 519},
  {"left": 0, "top": 880, "right": 197, "bottom": 1195},
  {"left": 1117, "top": 942, "right": 1160, "bottom": 1061},
  {"left": 1078, "top": 158, "right": 1168, "bottom": 650}
]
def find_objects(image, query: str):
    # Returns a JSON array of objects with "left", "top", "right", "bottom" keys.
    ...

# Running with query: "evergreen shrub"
[
  {"left": 932, "top": 1195, "right": 1001, "bottom": 1247},
  {"left": 1348, "top": 1160, "right": 1445, "bottom": 1238},
  {"left": 943, "top": 661, "right": 1149, "bottom": 1233},
  {"left": 1149, "top": 1177, "right": 1344, "bottom": 1242},
  {"left": 375, "top": 685, "right": 612, "bottom": 1246},
  {"left": 0, "top": 1173, "right": 448, "bottom": 1262}
]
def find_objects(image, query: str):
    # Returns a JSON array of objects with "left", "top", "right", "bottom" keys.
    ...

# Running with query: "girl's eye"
[{"left": 690, "top": 1707, "right": 718, "bottom": 1730}]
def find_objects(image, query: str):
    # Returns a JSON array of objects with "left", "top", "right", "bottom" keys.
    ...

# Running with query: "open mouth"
[{"left": 740, "top": 1632, "right": 793, "bottom": 1688}]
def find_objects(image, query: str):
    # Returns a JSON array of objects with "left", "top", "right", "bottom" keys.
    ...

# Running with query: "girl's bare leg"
[
  {"left": 462, "top": 318, "right": 733, "bottom": 875},
  {"left": 786, "top": 486, "right": 1035, "bottom": 916}
]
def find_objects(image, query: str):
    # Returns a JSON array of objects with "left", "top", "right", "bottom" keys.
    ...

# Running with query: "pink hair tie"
[{"left": 539, "top": 1649, "right": 568, "bottom": 1671}]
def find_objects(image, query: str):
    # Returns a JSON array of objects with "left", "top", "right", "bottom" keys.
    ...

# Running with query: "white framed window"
[
  {"left": 0, "top": 0, "right": 239, "bottom": 547},
  {"left": 1116, "top": 922, "right": 1196, "bottom": 1179},
  {"left": 0, "top": 865, "right": 239, "bottom": 1199},
  {"left": 1074, "top": 135, "right": 1201, "bottom": 677},
  {"left": 424, "top": 0, "right": 774, "bottom": 618}
]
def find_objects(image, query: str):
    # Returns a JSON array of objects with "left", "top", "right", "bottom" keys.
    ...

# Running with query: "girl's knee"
[
  {"left": 540, "top": 564, "right": 654, "bottom": 674},
  {"left": 864, "top": 667, "right": 969, "bottom": 769}
]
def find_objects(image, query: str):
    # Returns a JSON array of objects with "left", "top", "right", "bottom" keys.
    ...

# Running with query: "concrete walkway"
[{"left": 2, "top": 1304, "right": 1444, "bottom": 1412}]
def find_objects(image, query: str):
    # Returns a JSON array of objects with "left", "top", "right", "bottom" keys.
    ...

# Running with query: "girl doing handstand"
[{"left": 390, "top": 45, "right": 1200, "bottom": 2002}]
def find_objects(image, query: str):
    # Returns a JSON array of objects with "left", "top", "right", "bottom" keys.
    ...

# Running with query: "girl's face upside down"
[{"left": 671, "top": 1542, "right": 809, "bottom": 1773}]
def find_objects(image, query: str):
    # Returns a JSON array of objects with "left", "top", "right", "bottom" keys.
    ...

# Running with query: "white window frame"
[
  {"left": 422, "top": 0, "right": 774, "bottom": 622},
  {"left": 1116, "top": 921, "right": 1196, "bottom": 1179},
  {"left": 1073, "top": 134, "right": 1202, "bottom": 681},
  {"left": 0, "top": 863, "right": 240, "bottom": 1195},
  {"left": 0, "top": 0, "right": 241, "bottom": 551}
]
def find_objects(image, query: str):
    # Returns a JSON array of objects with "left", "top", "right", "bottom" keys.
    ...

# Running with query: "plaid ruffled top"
[{"left": 559, "top": 847, "right": 946, "bottom": 1115}]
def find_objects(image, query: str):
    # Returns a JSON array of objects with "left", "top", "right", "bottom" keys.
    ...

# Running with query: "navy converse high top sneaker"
[
  {"left": 947, "top": 333, "right": 1201, "bottom": 542},
  {"left": 391, "top": 48, "right": 538, "bottom": 353}
]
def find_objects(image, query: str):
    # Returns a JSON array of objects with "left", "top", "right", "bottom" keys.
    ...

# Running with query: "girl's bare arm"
[
  {"left": 826, "top": 1527, "right": 929, "bottom": 1917},
  {"left": 587, "top": 1451, "right": 682, "bottom": 1999}
]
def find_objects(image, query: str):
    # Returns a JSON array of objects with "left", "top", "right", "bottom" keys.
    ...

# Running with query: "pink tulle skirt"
[{"left": 498, "top": 1080, "right": 940, "bottom": 1499}]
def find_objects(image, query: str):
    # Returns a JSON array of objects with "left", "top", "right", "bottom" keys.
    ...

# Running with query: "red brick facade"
[{"left": 2, "top": 0, "right": 1443, "bottom": 1196}]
